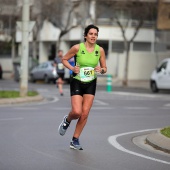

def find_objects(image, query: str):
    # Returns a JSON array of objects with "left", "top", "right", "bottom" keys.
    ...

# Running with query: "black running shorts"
[
  {"left": 57, "top": 73, "right": 65, "bottom": 80},
  {"left": 70, "top": 78, "right": 97, "bottom": 96}
]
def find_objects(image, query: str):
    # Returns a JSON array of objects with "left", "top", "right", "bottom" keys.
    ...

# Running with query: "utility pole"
[{"left": 19, "top": 0, "right": 35, "bottom": 97}]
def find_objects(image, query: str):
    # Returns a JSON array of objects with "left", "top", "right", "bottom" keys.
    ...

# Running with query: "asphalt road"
[{"left": 0, "top": 80, "right": 170, "bottom": 170}]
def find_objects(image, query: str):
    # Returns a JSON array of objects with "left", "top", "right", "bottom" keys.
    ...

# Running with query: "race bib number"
[
  {"left": 80, "top": 67, "right": 95, "bottom": 82},
  {"left": 58, "top": 63, "right": 64, "bottom": 70}
]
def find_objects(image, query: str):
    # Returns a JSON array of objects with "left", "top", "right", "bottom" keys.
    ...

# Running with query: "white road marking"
[
  {"left": 94, "top": 100, "right": 109, "bottom": 105},
  {"left": 92, "top": 107, "right": 113, "bottom": 110},
  {"left": 0, "top": 117, "right": 24, "bottom": 121},
  {"left": 14, "top": 107, "right": 39, "bottom": 110},
  {"left": 161, "top": 107, "right": 170, "bottom": 110},
  {"left": 16, "top": 97, "right": 59, "bottom": 107},
  {"left": 0, "top": 96, "right": 59, "bottom": 108},
  {"left": 108, "top": 129, "right": 170, "bottom": 165},
  {"left": 51, "top": 107, "right": 70, "bottom": 110},
  {"left": 37, "top": 89, "right": 49, "bottom": 92},
  {"left": 124, "top": 107, "right": 149, "bottom": 110},
  {"left": 164, "top": 103, "right": 170, "bottom": 107},
  {"left": 51, "top": 107, "right": 113, "bottom": 110},
  {"left": 111, "top": 92, "right": 157, "bottom": 98},
  {"left": 111, "top": 92, "right": 170, "bottom": 99}
]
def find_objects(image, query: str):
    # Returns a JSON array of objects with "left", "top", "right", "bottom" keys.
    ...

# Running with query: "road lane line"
[
  {"left": 124, "top": 107, "right": 149, "bottom": 110},
  {"left": 164, "top": 103, "right": 170, "bottom": 107},
  {"left": 14, "top": 107, "right": 39, "bottom": 110},
  {"left": 94, "top": 100, "right": 109, "bottom": 105},
  {"left": 108, "top": 129, "right": 170, "bottom": 165},
  {"left": 0, "top": 117, "right": 24, "bottom": 121},
  {"left": 111, "top": 92, "right": 157, "bottom": 98},
  {"left": 111, "top": 92, "right": 170, "bottom": 99},
  {"left": 51, "top": 107, "right": 113, "bottom": 110}
]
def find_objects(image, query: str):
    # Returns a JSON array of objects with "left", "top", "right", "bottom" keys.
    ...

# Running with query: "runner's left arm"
[{"left": 94, "top": 47, "right": 107, "bottom": 74}]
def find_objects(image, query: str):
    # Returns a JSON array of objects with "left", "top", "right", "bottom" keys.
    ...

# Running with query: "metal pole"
[{"left": 20, "top": 0, "right": 30, "bottom": 97}]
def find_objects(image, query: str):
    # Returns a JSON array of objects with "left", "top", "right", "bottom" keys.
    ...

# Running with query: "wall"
[
  {"left": 0, "top": 58, "right": 13, "bottom": 72},
  {"left": 39, "top": 42, "right": 49, "bottom": 63},
  {"left": 108, "top": 51, "right": 170, "bottom": 80},
  {"left": 0, "top": 58, "right": 13, "bottom": 79},
  {"left": 62, "top": 26, "right": 155, "bottom": 42}
]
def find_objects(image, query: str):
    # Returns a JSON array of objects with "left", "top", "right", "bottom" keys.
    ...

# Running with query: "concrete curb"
[
  {"left": 146, "top": 129, "right": 170, "bottom": 154},
  {"left": 0, "top": 95, "right": 44, "bottom": 105}
]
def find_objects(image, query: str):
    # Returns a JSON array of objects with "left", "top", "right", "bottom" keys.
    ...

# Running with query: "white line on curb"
[{"left": 108, "top": 129, "right": 170, "bottom": 165}]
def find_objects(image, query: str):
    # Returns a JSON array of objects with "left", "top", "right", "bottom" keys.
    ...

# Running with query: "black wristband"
[{"left": 100, "top": 68, "right": 104, "bottom": 74}]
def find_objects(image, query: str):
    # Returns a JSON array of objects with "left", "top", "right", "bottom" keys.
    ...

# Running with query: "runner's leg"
[{"left": 72, "top": 94, "right": 94, "bottom": 138}]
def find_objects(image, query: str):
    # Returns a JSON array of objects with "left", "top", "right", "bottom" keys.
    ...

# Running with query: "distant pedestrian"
[
  {"left": 54, "top": 50, "right": 65, "bottom": 96},
  {"left": 58, "top": 24, "right": 107, "bottom": 150}
]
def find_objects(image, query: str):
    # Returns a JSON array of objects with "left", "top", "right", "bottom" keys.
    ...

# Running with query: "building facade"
[{"left": 1, "top": 0, "right": 170, "bottom": 81}]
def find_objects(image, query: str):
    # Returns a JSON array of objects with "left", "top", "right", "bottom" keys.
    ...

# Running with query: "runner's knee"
[{"left": 71, "top": 109, "right": 81, "bottom": 119}]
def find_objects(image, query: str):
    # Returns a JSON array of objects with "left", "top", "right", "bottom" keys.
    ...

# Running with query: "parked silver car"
[{"left": 30, "top": 61, "right": 57, "bottom": 83}]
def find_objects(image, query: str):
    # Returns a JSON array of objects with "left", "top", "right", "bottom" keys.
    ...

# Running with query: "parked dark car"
[
  {"left": 30, "top": 61, "right": 57, "bottom": 83},
  {"left": 0, "top": 63, "right": 3, "bottom": 79}
]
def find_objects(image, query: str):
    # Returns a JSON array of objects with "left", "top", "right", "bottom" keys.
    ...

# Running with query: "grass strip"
[
  {"left": 160, "top": 126, "right": 170, "bottom": 138},
  {"left": 0, "top": 90, "right": 38, "bottom": 98}
]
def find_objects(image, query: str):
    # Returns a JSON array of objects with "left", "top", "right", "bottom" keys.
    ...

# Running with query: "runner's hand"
[
  {"left": 73, "top": 66, "right": 80, "bottom": 74},
  {"left": 94, "top": 66, "right": 101, "bottom": 73}
]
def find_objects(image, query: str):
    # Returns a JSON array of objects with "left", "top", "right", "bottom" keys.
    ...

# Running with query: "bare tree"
[
  {"left": 0, "top": 0, "right": 20, "bottom": 74},
  {"left": 96, "top": 0, "right": 157, "bottom": 86},
  {"left": 37, "top": 0, "right": 82, "bottom": 53},
  {"left": 0, "top": 0, "right": 19, "bottom": 47}
]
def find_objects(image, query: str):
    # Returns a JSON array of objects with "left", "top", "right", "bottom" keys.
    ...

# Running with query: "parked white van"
[{"left": 150, "top": 58, "right": 170, "bottom": 92}]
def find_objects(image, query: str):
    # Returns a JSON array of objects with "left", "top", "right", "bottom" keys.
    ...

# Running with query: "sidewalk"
[{"left": 146, "top": 130, "right": 170, "bottom": 154}]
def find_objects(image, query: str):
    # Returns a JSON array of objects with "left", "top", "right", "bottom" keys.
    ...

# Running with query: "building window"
[
  {"left": 133, "top": 42, "right": 151, "bottom": 51},
  {"left": 167, "top": 45, "right": 170, "bottom": 51},
  {"left": 157, "top": 61, "right": 167, "bottom": 73},
  {"left": 154, "top": 43, "right": 167, "bottom": 52},
  {"left": 0, "top": 42, "right": 11, "bottom": 58},
  {"left": 112, "top": 41, "right": 124, "bottom": 53},
  {"left": 98, "top": 41, "right": 108, "bottom": 58}
]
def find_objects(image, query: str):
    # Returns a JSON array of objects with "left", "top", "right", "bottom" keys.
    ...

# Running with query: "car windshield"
[{"left": 157, "top": 61, "right": 167, "bottom": 73}]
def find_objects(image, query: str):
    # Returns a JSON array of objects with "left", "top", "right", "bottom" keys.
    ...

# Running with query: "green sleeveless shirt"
[{"left": 73, "top": 43, "right": 100, "bottom": 82}]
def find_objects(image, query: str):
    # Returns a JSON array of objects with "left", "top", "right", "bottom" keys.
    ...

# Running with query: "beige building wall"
[{"left": 109, "top": 51, "right": 170, "bottom": 81}]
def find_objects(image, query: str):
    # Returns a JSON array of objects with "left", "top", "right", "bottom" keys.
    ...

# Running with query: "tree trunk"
[
  {"left": 56, "top": 35, "right": 61, "bottom": 56},
  {"left": 11, "top": 38, "right": 16, "bottom": 76},
  {"left": 122, "top": 41, "right": 130, "bottom": 86}
]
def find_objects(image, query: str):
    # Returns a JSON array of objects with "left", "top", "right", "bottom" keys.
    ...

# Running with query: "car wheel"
[
  {"left": 44, "top": 75, "right": 50, "bottom": 83},
  {"left": 150, "top": 81, "right": 159, "bottom": 93}
]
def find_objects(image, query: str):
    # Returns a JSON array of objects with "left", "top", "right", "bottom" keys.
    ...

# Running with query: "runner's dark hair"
[{"left": 84, "top": 24, "right": 99, "bottom": 42}]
